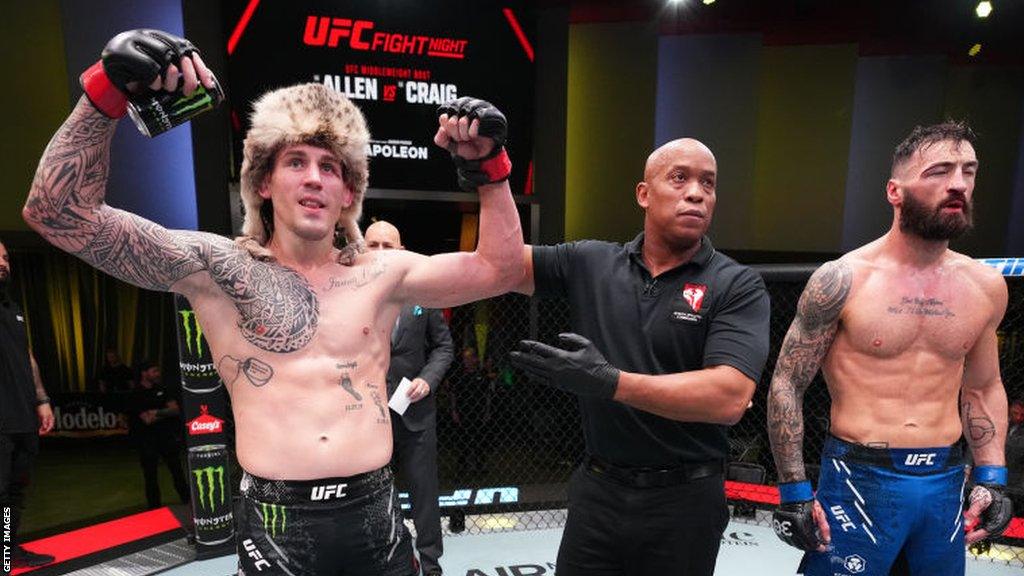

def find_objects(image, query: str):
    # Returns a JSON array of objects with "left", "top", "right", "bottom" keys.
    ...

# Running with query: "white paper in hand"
[{"left": 388, "top": 377, "right": 413, "bottom": 415}]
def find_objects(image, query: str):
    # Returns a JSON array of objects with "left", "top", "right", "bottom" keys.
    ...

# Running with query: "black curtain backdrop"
[{"left": 9, "top": 246, "right": 181, "bottom": 395}]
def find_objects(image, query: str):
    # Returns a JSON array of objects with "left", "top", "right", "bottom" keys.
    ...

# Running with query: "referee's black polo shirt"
[
  {"left": 0, "top": 299, "right": 38, "bottom": 434},
  {"left": 532, "top": 233, "right": 770, "bottom": 467}
]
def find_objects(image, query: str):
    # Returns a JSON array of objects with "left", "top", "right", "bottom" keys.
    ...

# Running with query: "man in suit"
[{"left": 366, "top": 220, "right": 455, "bottom": 576}]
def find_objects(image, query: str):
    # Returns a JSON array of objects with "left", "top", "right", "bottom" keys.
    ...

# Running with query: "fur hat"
[{"left": 236, "top": 83, "right": 370, "bottom": 260}]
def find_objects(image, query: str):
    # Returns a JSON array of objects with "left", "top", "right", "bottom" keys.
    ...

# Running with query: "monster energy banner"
[
  {"left": 188, "top": 444, "right": 234, "bottom": 546},
  {"left": 173, "top": 295, "right": 230, "bottom": 448},
  {"left": 175, "top": 296, "right": 235, "bottom": 554}
]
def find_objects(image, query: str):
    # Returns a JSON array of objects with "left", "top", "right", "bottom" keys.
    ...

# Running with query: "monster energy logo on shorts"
[
  {"left": 261, "top": 503, "right": 287, "bottom": 537},
  {"left": 194, "top": 466, "right": 225, "bottom": 512},
  {"left": 179, "top": 310, "right": 205, "bottom": 356}
]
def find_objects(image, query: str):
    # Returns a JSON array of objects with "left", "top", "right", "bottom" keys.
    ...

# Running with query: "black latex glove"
[{"left": 510, "top": 333, "right": 619, "bottom": 399}]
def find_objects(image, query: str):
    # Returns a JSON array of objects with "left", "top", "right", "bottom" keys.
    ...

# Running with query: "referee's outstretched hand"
[{"left": 510, "top": 333, "right": 620, "bottom": 400}]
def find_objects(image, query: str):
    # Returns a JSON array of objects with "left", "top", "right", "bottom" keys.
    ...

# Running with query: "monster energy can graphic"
[
  {"left": 174, "top": 295, "right": 220, "bottom": 393},
  {"left": 127, "top": 76, "right": 224, "bottom": 137},
  {"left": 188, "top": 444, "right": 234, "bottom": 545},
  {"left": 261, "top": 502, "right": 288, "bottom": 538}
]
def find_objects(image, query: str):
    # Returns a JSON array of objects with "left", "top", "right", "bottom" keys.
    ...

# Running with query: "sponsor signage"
[
  {"left": 398, "top": 486, "right": 519, "bottom": 511},
  {"left": 187, "top": 404, "right": 225, "bottom": 436},
  {"left": 188, "top": 444, "right": 234, "bottom": 546},
  {"left": 47, "top": 394, "right": 128, "bottom": 438},
  {"left": 226, "top": 0, "right": 535, "bottom": 193}
]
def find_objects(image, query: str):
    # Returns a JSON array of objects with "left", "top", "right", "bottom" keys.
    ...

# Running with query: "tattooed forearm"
[
  {"left": 768, "top": 260, "right": 852, "bottom": 483},
  {"left": 219, "top": 355, "right": 275, "bottom": 387},
  {"left": 25, "top": 97, "right": 208, "bottom": 291},
  {"left": 25, "top": 99, "right": 115, "bottom": 249},
  {"left": 962, "top": 401, "right": 996, "bottom": 448}
]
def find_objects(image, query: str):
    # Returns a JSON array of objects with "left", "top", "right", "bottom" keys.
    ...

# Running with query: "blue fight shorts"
[{"left": 799, "top": 435, "right": 967, "bottom": 576}]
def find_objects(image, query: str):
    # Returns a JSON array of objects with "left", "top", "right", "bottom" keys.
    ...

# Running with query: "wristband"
[
  {"left": 36, "top": 396, "right": 50, "bottom": 406},
  {"left": 972, "top": 465, "right": 1007, "bottom": 485},
  {"left": 478, "top": 148, "right": 512, "bottom": 183},
  {"left": 80, "top": 60, "right": 128, "bottom": 118},
  {"left": 778, "top": 480, "right": 813, "bottom": 503}
]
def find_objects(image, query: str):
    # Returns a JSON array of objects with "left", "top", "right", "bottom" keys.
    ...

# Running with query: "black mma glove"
[
  {"left": 437, "top": 97, "right": 511, "bottom": 192},
  {"left": 773, "top": 481, "right": 826, "bottom": 551},
  {"left": 968, "top": 466, "right": 1014, "bottom": 538},
  {"left": 509, "top": 333, "right": 619, "bottom": 400},
  {"left": 80, "top": 29, "right": 200, "bottom": 118}
]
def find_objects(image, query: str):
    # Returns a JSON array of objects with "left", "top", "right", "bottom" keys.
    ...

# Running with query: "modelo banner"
[
  {"left": 173, "top": 295, "right": 235, "bottom": 554},
  {"left": 47, "top": 393, "right": 129, "bottom": 438},
  {"left": 225, "top": 0, "right": 536, "bottom": 194}
]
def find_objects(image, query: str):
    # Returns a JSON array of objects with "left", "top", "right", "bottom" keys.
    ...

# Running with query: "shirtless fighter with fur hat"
[{"left": 24, "top": 29, "right": 523, "bottom": 575}]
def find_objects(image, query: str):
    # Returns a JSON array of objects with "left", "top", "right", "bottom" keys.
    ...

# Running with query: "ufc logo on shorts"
[
  {"left": 311, "top": 483, "right": 348, "bottom": 501},
  {"left": 242, "top": 538, "right": 271, "bottom": 571},
  {"left": 773, "top": 518, "right": 792, "bottom": 537},
  {"left": 904, "top": 453, "right": 936, "bottom": 466},
  {"left": 829, "top": 505, "right": 857, "bottom": 532}
]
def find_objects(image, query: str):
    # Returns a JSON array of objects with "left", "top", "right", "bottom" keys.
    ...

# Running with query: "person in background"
[
  {"left": 366, "top": 220, "right": 455, "bottom": 576},
  {"left": 127, "top": 360, "right": 189, "bottom": 509},
  {"left": 0, "top": 239, "right": 56, "bottom": 568}
]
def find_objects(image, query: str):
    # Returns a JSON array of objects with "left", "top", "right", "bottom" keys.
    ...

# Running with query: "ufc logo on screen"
[
  {"left": 303, "top": 16, "right": 374, "bottom": 49},
  {"left": 311, "top": 483, "right": 348, "bottom": 501},
  {"left": 904, "top": 453, "right": 936, "bottom": 466}
]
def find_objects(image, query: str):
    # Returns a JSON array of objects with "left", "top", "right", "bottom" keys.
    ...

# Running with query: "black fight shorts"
[{"left": 236, "top": 467, "right": 415, "bottom": 576}]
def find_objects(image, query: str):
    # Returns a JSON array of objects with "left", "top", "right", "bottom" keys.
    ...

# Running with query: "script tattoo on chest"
[
  {"left": 322, "top": 257, "right": 386, "bottom": 292},
  {"left": 886, "top": 296, "right": 955, "bottom": 318},
  {"left": 205, "top": 249, "right": 319, "bottom": 353}
]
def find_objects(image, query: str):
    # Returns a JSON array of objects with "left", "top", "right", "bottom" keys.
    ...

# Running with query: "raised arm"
[
  {"left": 23, "top": 30, "right": 218, "bottom": 294},
  {"left": 767, "top": 260, "right": 851, "bottom": 483},
  {"left": 394, "top": 98, "right": 524, "bottom": 307}
]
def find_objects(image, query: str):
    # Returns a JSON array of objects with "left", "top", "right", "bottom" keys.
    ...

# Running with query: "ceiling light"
[{"left": 976, "top": 1, "right": 993, "bottom": 18}]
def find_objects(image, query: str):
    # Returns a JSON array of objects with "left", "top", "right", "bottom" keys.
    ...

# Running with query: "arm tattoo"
[
  {"left": 768, "top": 260, "right": 852, "bottom": 483},
  {"left": 27, "top": 101, "right": 321, "bottom": 352},
  {"left": 25, "top": 98, "right": 205, "bottom": 291},
  {"left": 962, "top": 401, "right": 996, "bottom": 448}
]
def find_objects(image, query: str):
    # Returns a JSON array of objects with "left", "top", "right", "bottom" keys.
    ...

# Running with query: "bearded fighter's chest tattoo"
[
  {"left": 207, "top": 250, "right": 319, "bottom": 353},
  {"left": 886, "top": 296, "right": 956, "bottom": 318}
]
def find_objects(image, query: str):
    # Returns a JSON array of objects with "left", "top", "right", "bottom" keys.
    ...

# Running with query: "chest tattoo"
[
  {"left": 886, "top": 296, "right": 955, "bottom": 318},
  {"left": 322, "top": 258, "right": 387, "bottom": 292},
  {"left": 208, "top": 251, "right": 319, "bottom": 353}
]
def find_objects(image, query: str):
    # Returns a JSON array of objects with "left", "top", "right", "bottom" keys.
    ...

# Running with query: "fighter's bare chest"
[
  {"left": 841, "top": 275, "right": 987, "bottom": 358},
  {"left": 205, "top": 256, "right": 392, "bottom": 355}
]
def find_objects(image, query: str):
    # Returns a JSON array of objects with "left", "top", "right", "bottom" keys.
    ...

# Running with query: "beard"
[{"left": 899, "top": 191, "right": 973, "bottom": 241}]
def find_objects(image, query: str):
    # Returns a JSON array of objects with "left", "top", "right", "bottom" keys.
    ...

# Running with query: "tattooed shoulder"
[{"left": 797, "top": 259, "right": 853, "bottom": 330}]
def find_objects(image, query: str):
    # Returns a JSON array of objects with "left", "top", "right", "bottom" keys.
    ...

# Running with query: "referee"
[{"left": 510, "top": 139, "right": 770, "bottom": 575}]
